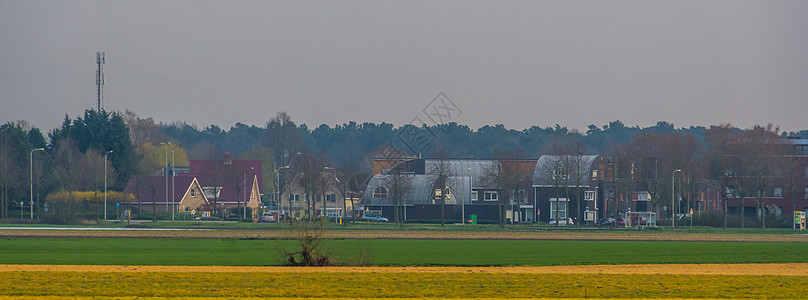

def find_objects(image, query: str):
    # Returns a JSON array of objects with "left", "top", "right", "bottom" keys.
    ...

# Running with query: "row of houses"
[
  {"left": 126, "top": 138, "right": 808, "bottom": 224},
  {"left": 361, "top": 138, "right": 808, "bottom": 224}
]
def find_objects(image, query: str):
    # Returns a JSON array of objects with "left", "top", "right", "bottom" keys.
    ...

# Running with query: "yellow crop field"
[{"left": 2, "top": 264, "right": 807, "bottom": 299}]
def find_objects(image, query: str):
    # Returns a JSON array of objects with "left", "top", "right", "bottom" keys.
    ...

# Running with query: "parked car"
[
  {"left": 595, "top": 217, "right": 616, "bottom": 227},
  {"left": 258, "top": 212, "right": 276, "bottom": 223},
  {"left": 548, "top": 218, "right": 574, "bottom": 226},
  {"left": 362, "top": 213, "right": 389, "bottom": 222},
  {"left": 631, "top": 216, "right": 648, "bottom": 225}
]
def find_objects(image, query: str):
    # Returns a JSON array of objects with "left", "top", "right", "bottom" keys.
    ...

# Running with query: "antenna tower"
[{"left": 96, "top": 52, "right": 105, "bottom": 111}]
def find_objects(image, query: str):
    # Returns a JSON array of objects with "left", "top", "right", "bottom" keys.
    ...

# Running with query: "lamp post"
[
  {"left": 466, "top": 167, "right": 472, "bottom": 224},
  {"left": 171, "top": 150, "right": 175, "bottom": 221},
  {"left": 276, "top": 166, "right": 289, "bottom": 221},
  {"left": 104, "top": 150, "right": 113, "bottom": 221},
  {"left": 30, "top": 148, "right": 44, "bottom": 220},
  {"left": 672, "top": 169, "right": 681, "bottom": 228},
  {"left": 160, "top": 142, "right": 170, "bottom": 216}
]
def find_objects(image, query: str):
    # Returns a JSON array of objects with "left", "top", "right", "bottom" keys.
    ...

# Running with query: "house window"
[
  {"left": 552, "top": 168, "right": 568, "bottom": 180},
  {"left": 773, "top": 187, "right": 783, "bottom": 198},
  {"left": 774, "top": 167, "right": 783, "bottom": 177},
  {"left": 372, "top": 186, "right": 388, "bottom": 199},
  {"left": 191, "top": 188, "right": 195, "bottom": 197},
  {"left": 510, "top": 189, "right": 526, "bottom": 204},
  {"left": 804, "top": 187, "right": 808, "bottom": 199},
  {"left": 289, "top": 193, "right": 300, "bottom": 202},
  {"left": 549, "top": 198, "right": 568, "bottom": 220},
  {"left": 484, "top": 191, "right": 498, "bottom": 202},
  {"left": 326, "top": 194, "right": 336, "bottom": 202},
  {"left": 636, "top": 191, "right": 650, "bottom": 202},
  {"left": 592, "top": 170, "right": 598, "bottom": 181},
  {"left": 471, "top": 191, "right": 478, "bottom": 202},
  {"left": 584, "top": 191, "right": 595, "bottom": 201},
  {"left": 804, "top": 166, "right": 808, "bottom": 178}
]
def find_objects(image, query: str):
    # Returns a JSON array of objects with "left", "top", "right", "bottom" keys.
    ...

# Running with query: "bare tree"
[
  {"left": 292, "top": 152, "right": 323, "bottom": 220},
  {"left": 201, "top": 146, "right": 224, "bottom": 219},
  {"left": 499, "top": 148, "right": 532, "bottom": 225},
  {"left": 336, "top": 150, "right": 363, "bottom": 224},
  {"left": 281, "top": 219, "right": 334, "bottom": 266},
  {"left": 0, "top": 139, "right": 19, "bottom": 219},
  {"left": 742, "top": 124, "right": 784, "bottom": 228},
  {"left": 429, "top": 147, "right": 453, "bottom": 226},
  {"left": 602, "top": 143, "right": 632, "bottom": 226},
  {"left": 705, "top": 123, "right": 736, "bottom": 228},
  {"left": 75, "top": 150, "right": 105, "bottom": 219},
  {"left": 382, "top": 166, "right": 413, "bottom": 226},
  {"left": 124, "top": 110, "right": 162, "bottom": 151},
  {"left": 560, "top": 143, "right": 590, "bottom": 226},
  {"left": 265, "top": 111, "right": 301, "bottom": 176},
  {"left": 53, "top": 137, "right": 80, "bottom": 223},
  {"left": 538, "top": 154, "right": 566, "bottom": 227}
]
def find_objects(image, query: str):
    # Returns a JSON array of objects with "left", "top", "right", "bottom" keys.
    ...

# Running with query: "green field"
[{"left": 2, "top": 238, "right": 808, "bottom": 266}]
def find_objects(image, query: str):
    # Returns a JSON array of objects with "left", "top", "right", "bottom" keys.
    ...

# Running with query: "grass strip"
[{"left": 3, "top": 238, "right": 808, "bottom": 266}]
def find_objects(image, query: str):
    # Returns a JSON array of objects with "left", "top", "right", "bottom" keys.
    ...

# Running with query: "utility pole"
[{"left": 96, "top": 52, "right": 105, "bottom": 111}]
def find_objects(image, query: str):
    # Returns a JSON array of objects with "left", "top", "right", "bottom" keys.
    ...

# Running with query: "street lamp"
[
  {"left": 465, "top": 167, "right": 471, "bottom": 224},
  {"left": 160, "top": 142, "right": 171, "bottom": 217},
  {"left": 276, "top": 166, "right": 290, "bottom": 221},
  {"left": 171, "top": 150, "right": 175, "bottom": 221},
  {"left": 104, "top": 150, "right": 113, "bottom": 221},
  {"left": 672, "top": 169, "right": 682, "bottom": 228},
  {"left": 30, "top": 148, "right": 44, "bottom": 220}
]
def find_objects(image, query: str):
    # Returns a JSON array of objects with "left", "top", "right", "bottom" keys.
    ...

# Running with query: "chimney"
[{"left": 224, "top": 152, "right": 232, "bottom": 165}]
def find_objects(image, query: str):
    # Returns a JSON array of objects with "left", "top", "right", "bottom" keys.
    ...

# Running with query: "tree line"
[{"left": 1, "top": 108, "right": 805, "bottom": 224}]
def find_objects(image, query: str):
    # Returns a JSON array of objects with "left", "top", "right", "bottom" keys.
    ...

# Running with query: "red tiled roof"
[
  {"left": 124, "top": 175, "right": 195, "bottom": 204},
  {"left": 187, "top": 160, "right": 263, "bottom": 203}
]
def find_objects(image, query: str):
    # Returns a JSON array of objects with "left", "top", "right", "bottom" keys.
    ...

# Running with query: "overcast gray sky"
[{"left": 2, "top": 0, "right": 807, "bottom": 133}]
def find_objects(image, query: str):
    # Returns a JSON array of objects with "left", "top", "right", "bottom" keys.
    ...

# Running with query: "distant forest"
[{"left": 160, "top": 113, "right": 808, "bottom": 163}]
